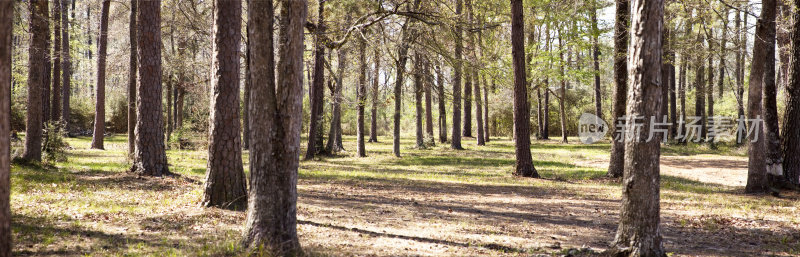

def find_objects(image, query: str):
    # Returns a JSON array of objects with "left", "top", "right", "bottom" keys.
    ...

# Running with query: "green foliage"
[
  {"left": 42, "top": 122, "right": 69, "bottom": 164},
  {"left": 69, "top": 97, "right": 96, "bottom": 133},
  {"left": 107, "top": 95, "right": 129, "bottom": 134}
]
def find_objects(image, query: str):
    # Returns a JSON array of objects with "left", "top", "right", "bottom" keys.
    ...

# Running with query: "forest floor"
[{"left": 9, "top": 135, "right": 800, "bottom": 256}]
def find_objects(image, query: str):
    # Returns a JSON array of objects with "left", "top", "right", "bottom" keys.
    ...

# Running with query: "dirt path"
[{"left": 575, "top": 154, "right": 748, "bottom": 187}]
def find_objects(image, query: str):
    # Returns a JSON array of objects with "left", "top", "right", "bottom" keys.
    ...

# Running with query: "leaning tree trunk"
[
  {"left": 127, "top": 0, "right": 137, "bottom": 157},
  {"left": 783, "top": 0, "right": 800, "bottom": 187},
  {"left": 437, "top": 65, "right": 447, "bottom": 143},
  {"left": 304, "top": 1, "right": 326, "bottom": 159},
  {"left": 762, "top": 0, "right": 784, "bottom": 182},
  {"left": 451, "top": 0, "right": 464, "bottom": 150},
  {"left": 52, "top": 0, "right": 62, "bottom": 122},
  {"left": 61, "top": 0, "right": 71, "bottom": 133},
  {"left": 23, "top": 0, "right": 49, "bottom": 162},
  {"left": 745, "top": 0, "right": 775, "bottom": 194},
  {"left": 202, "top": 0, "right": 247, "bottom": 211},
  {"left": 607, "top": 0, "right": 666, "bottom": 255},
  {"left": 511, "top": 0, "right": 539, "bottom": 178},
  {"left": 414, "top": 52, "right": 425, "bottom": 148},
  {"left": 132, "top": 0, "right": 169, "bottom": 176},
  {"left": 607, "top": 0, "right": 629, "bottom": 178},
  {"left": 0, "top": 1, "right": 12, "bottom": 256},
  {"left": 369, "top": 47, "right": 380, "bottom": 143},
  {"left": 242, "top": 0, "right": 305, "bottom": 253},
  {"left": 357, "top": 36, "right": 367, "bottom": 157},
  {"left": 91, "top": 0, "right": 111, "bottom": 150}
]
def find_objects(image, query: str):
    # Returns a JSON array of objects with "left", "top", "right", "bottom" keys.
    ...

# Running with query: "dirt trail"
[{"left": 576, "top": 155, "right": 748, "bottom": 187}]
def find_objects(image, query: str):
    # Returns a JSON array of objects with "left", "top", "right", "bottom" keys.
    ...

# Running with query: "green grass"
[{"left": 8, "top": 134, "right": 799, "bottom": 256}]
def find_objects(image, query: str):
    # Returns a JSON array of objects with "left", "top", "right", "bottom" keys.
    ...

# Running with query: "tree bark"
[
  {"left": 511, "top": 0, "right": 539, "bottom": 178},
  {"left": 202, "top": 0, "right": 247, "bottom": 211},
  {"left": 242, "top": 0, "right": 305, "bottom": 253},
  {"left": 369, "top": 47, "right": 379, "bottom": 143},
  {"left": 437, "top": 65, "right": 447, "bottom": 143},
  {"left": 592, "top": 0, "right": 602, "bottom": 120},
  {"left": 61, "top": 0, "right": 71, "bottom": 133},
  {"left": 607, "top": 0, "right": 629, "bottom": 178},
  {"left": 451, "top": 0, "right": 464, "bottom": 150},
  {"left": 132, "top": 0, "right": 169, "bottom": 176},
  {"left": 783, "top": 0, "right": 800, "bottom": 186},
  {"left": 326, "top": 48, "right": 346, "bottom": 153},
  {"left": 243, "top": 31, "right": 251, "bottom": 150},
  {"left": 128, "top": 0, "right": 137, "bottom": 157},
  {"left": 762, "top": 0, "right": 783, "bottom": 182},
  {"left": 357, "top": 36, "right": 367, "bottom": 157},
  {"left": 304, "top": 1, "right": 326, "bottom": 159},
  {"left": 23, "top": 0, "right": 49, "bottom": 162},
  {"left": 607, "top": 0, "right": 666, "bottom": 255},
  {"left": 745, "top": 0, "right": 775, "bottom": 194},
  {"left": 91, "top": 0, "right": 111, "bottom": 150},
  {"left": 424, "top": 58, "right": 434, "bottom": 143},
  {"left": 0, "top": 1, "right": 13, "bottom": 255},
  {"left": 414, "top": 52, "right": 425, "bottom": 148},
  {"left": 52, "top": 0, "right": 62, "bottom": 123}
]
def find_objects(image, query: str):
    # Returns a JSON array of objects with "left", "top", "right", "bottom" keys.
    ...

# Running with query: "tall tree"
[
  {"left": 393, "top": 3, "right": 416, "bottom": 157},
  {"left": 707, "top": 28, "right": 714, "bottom": 144},
  {"left": 132, "top": 0, "right": 169, "bottom": 176},
  {"left": 735, "top": 6, "right": 745, "bottom": 135},
  {"left": 746, "top": 0, "right": 775, "bottom": 194},
  {"left": 592, "top": 0, "right": 602, "bottom": 120},
  {"left": 607, "top": 0, "right": 629, "bottom": 178},
  {"left": 61, "top": 0, "right": 72, "bottom": 132},
  {"left": 91, "top": 0, "right": 111, "bottom": 150},
  {"left": 414, "top": 52, "right": 425, "bottom": 148},
  {"left": 483, "top": 78, "right": 490, "bottom": 143},
  {"left": 557, "top": 34, "right": 568, "bottom": 144},
  {"left": 694, "top": 31, "right": 706, "bottom": 141},
  {"left": 304, "top": 1, "right": 326, "bottom": 159},
  {"left": 128, "top": 0, "right": 137, "bottom": 157},
  {"left": 203, "top": 0, "right": 247, "bottom": 210},
  {"left": 357, "top": 36, "right": 367, "bottom": 157},
  {"left": 243, "top": 33, "right": 251, "bottom": 150},
  {"left": 242, "top": 0, "right": 305, "bottom": 253},
  {"left": 326, "top": 48, "right": 346, "bottom": 153},
  {"left": 52, "top": 0, "right": 62, "bottom": 122},
  {"left": 369, "top": 47, "right": 380, "bottom": 143},
  {"left": 607, "top": 0, "right": 666, "bottom": 255},
  {"left": 437, "top": 65, "right": 447, "bottom": 143},
  {"left": 511, "top": 0, "right": 539, "bottom": 178},
  {"left": 23, "top": 0, "right": 49, "bottom": 162},
  {"left": 451, "top": 0, "right": 464, "bottom": 150},
  {"left": 783, "top": 0, "right": 800, "bottom": 187},
  {"left": 762, "top": 0, "right": 783, "bottom": 181},
  {"left": 424, "top": 58, "right": 435, "bottom": 143},
  {"left": 463, "top": 0, "right": 474, "bottom": 138},
  {"left": 0, "top": 1, "right": 12, "bottom": 255},
  {"left": 717, "top": 8, "right": 728, "bottom": 99}
]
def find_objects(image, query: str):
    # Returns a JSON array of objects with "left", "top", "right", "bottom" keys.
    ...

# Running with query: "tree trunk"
[
  {"left": 424, "top": 58, "right": 434, "bottom": 143},
  {"left": 558, "top": 35, "right": 568, "bottom": 144},
  {"left": 511, "top": 0, "right": 539, "bottom": 178},
  {"left": 484, "top": 77, "right": 490, "bottom": 143},
  {"left": 745, "top": 0, "right": 775, "bottom": 194},
  {"left": 369, "top": 47, "right": 379, "bottom": 143},
  {"left": 0, "top": 1, "right": 13, "bottom": 255},
  {"left": 52, "top": 0, "right": 62, "bottom": 122},
  {"left": 357, "top": 36, "right": 367, "bottom": 157},
  {"left": 61, "top": 0, "right": 71, "bottom": 133},
  {"left": 592, "top": 1, "right": 602, "bottom": 120},
  {"left": 718, "top": 8, "right": 728, "bottom": 99},
  {"left": 414, "top": 52, "right": 425, "bottom": 148},
  {"left": 23, "top": 0, "right": 49, "bottom": 162},
  {"left": 542, "top": 22, "right": 551, "bottom": 140},
  {"left": 43, "top": 27, "right": 51, "bottom": 125},
  {"left": 607, "top": 0, "right": 666, "bottom": 255},
  {"left": 242, "top": 0, "right": 305, "bottom": 253},
  {"left": 243, "top": 32, "right": 251, "bottom": 150},
  {"left": 707, "top": 28, "right": 714, "bottom": 144},
  {"left": 394, "top": 15, "right": 415, "bottom": 156},
  {"left": 202, "top": 0, "right": 247, "bottom": 211},
  {"left": 304, "top": 1, "right": 326, "bottom": 159},
  {"left": 475, "top": 73, "right": 485, "bottom": 146},
  {"left": 132, "top": 0, "right": 169, "bottom": 176},
  {"left": 437, "top": 65, "right": 447, "bottom": 143},
  {"left": 91, "top": 0, "right": 111, "bottom": 150},
  {"left": 451, "top": 0, "right": 464, "bottom": 150},
  {"left": 326, "top": 48, "right": 346, "bottom": 154},
  {"left": 783, "top": 0, "right": 800, "bottom": 186},
  {"left": 607, "top": 0, "right": 629, "bottom": 178},
  {"left": 128, "top": 0, "right": 137, "bottom": 157},
  {"left": 762, "top": 0, "right": 783, "bottom": 182},
  {"left": 735, "top": 7, "right": 745, "bottom": 145},
  {"left": 694, "top": 31, "right": 706, "bottom": 142}
]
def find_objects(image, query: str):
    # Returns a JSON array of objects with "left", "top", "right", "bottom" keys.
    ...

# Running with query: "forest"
[{"left": 1, "top": 0, "right": 799, "bottom": 256}]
